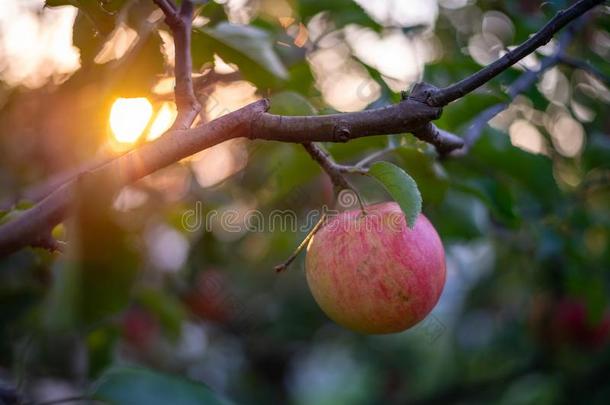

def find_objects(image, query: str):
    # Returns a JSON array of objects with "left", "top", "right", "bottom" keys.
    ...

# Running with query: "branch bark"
[
  {"left": 302, "top": 143, "right": 367, "bottom": 193},
  {"left": 153, "top": 0, "right": 202, "bottom": 129},
  {"left": 251, "top": 89, "right": 442, "bottom": 144},
  {"left": 0, "top": 100, "right": 268, "bottom": 257}
]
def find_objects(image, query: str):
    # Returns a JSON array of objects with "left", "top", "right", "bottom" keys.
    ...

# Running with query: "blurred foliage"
[{"left": 0, "top": 0, "right": 609, "bottom": 403}]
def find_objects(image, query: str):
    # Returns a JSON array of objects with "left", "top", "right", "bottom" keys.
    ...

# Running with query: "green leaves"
[
  {"left": 369, "top": 162, "right": 422, "bottom": 228},
  {"left": 92, "top": 367, "right": 229, "bottom": 405},
  {"left": 297, "top": 0, "right": 381, "bottom": 30},
  {"left": 193, "top": 23, "right": 288, "bottom": 87},
  {"left": 45, "top": 0, "right": 77, "bottom": 6},
  {"left": 45, "top": 175, "right": 139, "bottom": 330},
  {"left": 269, "top": 91, "right": 317, "bottom": 116}
]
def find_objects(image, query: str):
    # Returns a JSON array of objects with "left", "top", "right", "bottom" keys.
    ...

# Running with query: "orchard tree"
[{"left": 0, "top": 0, "right": 608, "bottom": 403}]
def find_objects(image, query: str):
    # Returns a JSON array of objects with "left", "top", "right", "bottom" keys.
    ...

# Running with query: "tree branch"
[
  {"left": 2, "top": 1, "right": 202, "bottom": 211},
  {"left": 0, "top": 95, "right": 440, "bottom": 256},
  {"left": 448, "top": 18, "right": 586, "bottom": 156},
  {"left": 428, "top": 0, "right": 604, "bottom": 106},
  {"left": 152, "top": 0, "right": 176, "bottom": 18},
  {"left": 274, "top": 212, "right": 327, "bottom": 273},
  {"left": 153, "top": 0, "right": 202, "bottom": 129},
  {"left": 251, "top": 84, "right": 444, "bottom": 145},
  {"left": 412, "top": 123, "right": 465, "bottom": 156},
  {"left": 302, "top": 143, "right": 367, "bottom": 193},
  {"left": 0, "top": 100, "right": 268, "bottom": 257}
]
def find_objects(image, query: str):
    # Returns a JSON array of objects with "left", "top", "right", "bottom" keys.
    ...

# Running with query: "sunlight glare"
[
  {"left": 147, "top": 102, "right": 177, "bottom": 141},
  {"left": 110, "top": 98, "right": 153, "bottom": 144}
]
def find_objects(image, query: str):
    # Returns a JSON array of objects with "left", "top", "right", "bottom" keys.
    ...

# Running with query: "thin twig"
[
  {"left": 412, "top": 123, "right": 464, "bottom": 157},
  {"left": 153, "top": 0, "right": 202, "bottom": 129},
  {"left": 429, "top": 0, "right": 604, "bottom": 106},
  {"left": 302, "top": 143, "right": 367, "bottom": 189},
  {"left": 275, "top": 213, "right": 327, "bottom": 273},
  {"left": 354, "top": 146, "right": 398, "bottom": 168},
  {"left": 449, "top": 19, "right": 586, "bottom": 156},
  {"left": 302, "top": 142, "right": 367, "bottom": 212},
  {"left": 558, "top": 54, "right": 610, "bottom": 85},
  {"left": 152, "top": 0, "right": 176, "bottom": 17}
]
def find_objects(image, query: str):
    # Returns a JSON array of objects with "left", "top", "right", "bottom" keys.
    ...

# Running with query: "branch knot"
[
  {"left": 409, "top": 82, "right": 441, "bottom": 105},
  {"left": 334, "top": 122, "right": 351, "bottom": 143}
]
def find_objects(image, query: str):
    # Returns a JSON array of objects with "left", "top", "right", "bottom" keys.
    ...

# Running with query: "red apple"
[{"left": 305, "top": 202, "right": 446, "bottom": 334}]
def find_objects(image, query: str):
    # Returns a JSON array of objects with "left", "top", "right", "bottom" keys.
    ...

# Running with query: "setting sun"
[
  {"left": 147, "top": 102, "right": 177, "bottom": 141},
  {"left": 109, "top": 97, "right": 153, "bottom": 144}
]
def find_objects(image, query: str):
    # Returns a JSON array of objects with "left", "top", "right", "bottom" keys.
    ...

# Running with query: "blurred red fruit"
[
  {"left": 551, "top": 299, "right": 610, "bottom": 350},
  {"left": 121, "top": 307, "right": 160, "bottom": 347},
  {"left": 183, "top": 270, "right": 233, "bottom": 323},
  {"left": 530, "top": 295, "right": 610, "bottom": 351}
]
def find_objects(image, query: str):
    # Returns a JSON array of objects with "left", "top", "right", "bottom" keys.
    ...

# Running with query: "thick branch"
[
  {"left": 0, "top": 100, "right": 268, "bottom": 257},
  {"left": 0, "top": 97, "right": 441, "bottom": 256},
  {"left": 251, "top": 89, "right": 442, "bottom": 144},
  {"left": 429, "top": 0, "right": 604, "bottom": 106}
]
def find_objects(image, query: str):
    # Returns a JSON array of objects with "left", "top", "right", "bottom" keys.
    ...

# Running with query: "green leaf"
[
  {"left": 453, "top": 178, "right": 519, "bottom": 226},
  {"left": 44, "top": 175, "right": 139, "bottom": 329},
  {"left": 298, "top": 0, "right": 382, "bottom": 30},
  {"left": 45, "top": 0, "right": 77, "bottom": 6},
  {"left": 434, "top": 92, "right": 508, "bottom": 132},
  {"left": 117, "top": 32, "right": 165, "bottom": 96},
  {"left": 193, "top": 23, "right": 288, "bottom": 86},
  {"left": 92, "top": 367, "right": 230, "bottom": 405},
  {"left": 369, "top": 162, "right": 422, "bottom": 228},
  {"left": 136, "top": 288, "right": 187, "bottom": 341},
  {"left": 269, "top": 91, "right": 317, "bottom": 116},
  {"left": 396, "top": 147, "right": 449, "bottom": 205}
]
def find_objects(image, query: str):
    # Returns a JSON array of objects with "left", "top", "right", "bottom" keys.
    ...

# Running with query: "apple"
[{"left": 305, "top": 202, "right": 446, "bottom": 334}]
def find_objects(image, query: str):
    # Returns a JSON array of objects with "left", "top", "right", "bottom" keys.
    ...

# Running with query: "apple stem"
[
  {"left": 344, "top": 189, "right": 367, "bottom": 217},
  {"left": 274, "top": 213, "right": 328, "bottom": 273}
]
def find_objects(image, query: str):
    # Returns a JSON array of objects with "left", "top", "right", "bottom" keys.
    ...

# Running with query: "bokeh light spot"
[{"left": 110, "top": 97, "right": 153, "bottom": 144}]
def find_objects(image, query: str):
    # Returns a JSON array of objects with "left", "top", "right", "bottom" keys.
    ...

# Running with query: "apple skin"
[{"left": 305, "top": 202, "right": 446, "bottom": 334}]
